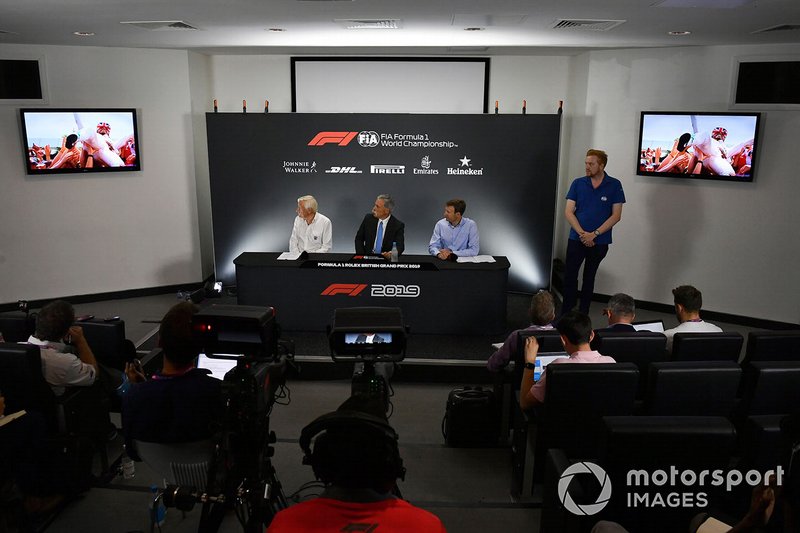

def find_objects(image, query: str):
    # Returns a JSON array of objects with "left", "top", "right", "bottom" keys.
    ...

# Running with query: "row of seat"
[
  {"left": 541, "top": 415, "right": 743, "bottom": 533},
  {"left": 510, "top": 360, "right": 800, "bottom": 498},
  {"left": 0, "top": 310, "right": 130, "bottom": 370},
  {"left": 521, "top": 328, "right": 800, "bottom": 367}
]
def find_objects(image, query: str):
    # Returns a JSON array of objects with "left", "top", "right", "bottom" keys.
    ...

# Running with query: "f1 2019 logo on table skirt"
[{"left": 320, "top": 283, "right": 420, "bottom": 298}]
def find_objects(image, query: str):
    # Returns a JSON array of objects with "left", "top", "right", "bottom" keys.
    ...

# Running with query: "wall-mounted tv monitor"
[
  {"left": 637, "top": 111, "right": 761, "bottom": 182},
  {"left": 20, "top": 108, "right": 141, "bottom": 175}
]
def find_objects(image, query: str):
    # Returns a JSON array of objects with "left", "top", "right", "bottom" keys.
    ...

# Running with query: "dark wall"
[{"left": 206, "top": 113, "right": 561, "bottom": 292}]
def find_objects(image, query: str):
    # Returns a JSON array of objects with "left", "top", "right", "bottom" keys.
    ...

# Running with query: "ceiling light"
[
  {"left": 266, "top": 28, "right": 286, "bottom": 32},
  {"left": 73, "top": 31, "right": 95, "bottom": 37},
  {"left": 335, "top": 19, "right": 400, "bottom": 29},
  {"left": 464, "top": 27, "right": 485, "bottom": 31},
  {"left": 667, "top": 30, "right": 691, "bottom": 35}
]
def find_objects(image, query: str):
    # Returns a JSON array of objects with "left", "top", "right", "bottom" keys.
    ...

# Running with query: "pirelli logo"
[
  {"left": 308, "top": 132, "right": 358, "bottom": 146},
  {"left": 320, "top": 283, "right": 368, "bottom": 296}
]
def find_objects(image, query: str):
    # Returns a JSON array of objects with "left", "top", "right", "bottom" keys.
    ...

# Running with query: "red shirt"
[{"left": 267, "top": 497, "right": 447, "bottom": 532}]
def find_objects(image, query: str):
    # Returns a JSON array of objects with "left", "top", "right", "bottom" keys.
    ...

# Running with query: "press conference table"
[{"left": 234, "top": 252, "right": 509, "bottom": 335}]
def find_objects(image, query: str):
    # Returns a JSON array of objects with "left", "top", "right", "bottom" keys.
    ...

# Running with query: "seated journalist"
[
  {"left": 519, "top": 311, "right": 615, "bottom": 410},
  {"left": 26, "top": 300, "right": 100, "bottom": 397},
  {"left": 487, "top": 290, "right": 555, "bottom": 372},
  {"left": 267, "top": 393, "right": 446, "bottom": 532},
  {"left": 595, "top": 292, "right": 637, "bottom": 333},
  {"left": 122, "top": 302, "right": 222, "bottom": 457}
]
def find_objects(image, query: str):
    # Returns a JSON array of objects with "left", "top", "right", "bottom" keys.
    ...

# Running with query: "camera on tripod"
[
  {"left": 156, "top": 304, "right": 292, "bottom": 533},
  {"left": 328, "top": 307, "right": 407, "bottom": 413}
]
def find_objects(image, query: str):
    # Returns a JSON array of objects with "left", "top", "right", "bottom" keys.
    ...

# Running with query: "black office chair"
[
  {"left": 541, "top": 415, "right": 737, "bottom": 533},
  {"left": 511, "top": 362, "right": 639, "bottom": 496},
  {"left": 0, "top": 311, "right": 36, "bottom": 343},
  {"left": 643, "top": 361, "right": 741, "bottom": 416},
  {"left": 738, "top": 361, "right": 800, "bottom": 474},
  {"left": 743, "top": 329, "right": 800, "bottom": 364},
  {"left": 77, "top": 318, "right": 131, "bottom": 371},
  {"left": 0, "top": 343, "right": 99, "bottom": 493},
  {"left": 740, "top": 360, "right": 800, "bottom": 417},
  {"left": 671, "top": 332, "right": 744, "bottom": 362},
  {"left": 496, "top": 329, "right": 564, "bottom": 442},
  {"left": 591, "top": 331, "right": 668, "bottom": 398}
]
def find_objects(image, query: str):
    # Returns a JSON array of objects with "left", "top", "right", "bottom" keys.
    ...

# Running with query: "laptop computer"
[{"left": 532, "top": 351, "right": 569, "bottom": 382}]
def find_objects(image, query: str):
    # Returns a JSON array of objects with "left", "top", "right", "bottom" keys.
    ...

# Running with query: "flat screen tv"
[
  {"left": 637, "top": 111, "right": 760, "bottom": 182},
  {"left": 20, "top": 108, "right": 141, "bottom": 174}
]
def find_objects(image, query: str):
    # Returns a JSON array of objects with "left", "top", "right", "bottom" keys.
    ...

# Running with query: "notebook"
[{"left": 632, "top": 319, "right": 665, "bottom": 333}]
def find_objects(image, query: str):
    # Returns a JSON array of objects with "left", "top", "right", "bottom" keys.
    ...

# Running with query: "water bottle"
[
  {"left": 390, "top": 241, "right": 398, "bottom": 263},
  {"left": 149, "top": 485, "right": 167, "bottom": 527},
  {"left": 120, "top": 447, "right": 136, "bottom": 479}
]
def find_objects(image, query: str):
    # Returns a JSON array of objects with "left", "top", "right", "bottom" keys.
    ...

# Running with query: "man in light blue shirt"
[{"left": 428, "top": 198, "right": 480, "bottom": 260}]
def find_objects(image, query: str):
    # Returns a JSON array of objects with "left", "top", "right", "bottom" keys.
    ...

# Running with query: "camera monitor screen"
[
  {"left": 343, "top": 332, "right": 394, "bottom": 345},
  {"left": 20, "top": 108, "right": 141, "bottom": 175},
  {"left": 329, "top": 307, "right": 406, "bottom": 361},
  {"left": 637, "top": 111, "right": 760, "bottom": 182}
]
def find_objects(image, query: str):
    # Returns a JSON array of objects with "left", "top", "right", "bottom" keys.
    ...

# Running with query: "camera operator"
[
  {"left": 121, "top": 302, "right": 222, "bottom": 458},
  {"left": 267, "top": 393, "right": 446, "bottom": 532}
]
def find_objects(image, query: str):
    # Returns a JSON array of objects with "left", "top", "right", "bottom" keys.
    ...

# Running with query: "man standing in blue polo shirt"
[{"left": 562, "top": 149, "right": 625, "bottom": 315}]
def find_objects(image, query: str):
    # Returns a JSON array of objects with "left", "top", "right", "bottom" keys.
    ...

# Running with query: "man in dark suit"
[
  {"left": 595, "top": 292, "right": 637, "bottom": 333},
  {"left": 354, "top": 194, "right": 405, "bottom": 258}
]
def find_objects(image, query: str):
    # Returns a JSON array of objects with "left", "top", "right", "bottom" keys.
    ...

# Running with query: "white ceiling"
[{"left": 1, "top": 0, "right": 799, "bottom": 55}]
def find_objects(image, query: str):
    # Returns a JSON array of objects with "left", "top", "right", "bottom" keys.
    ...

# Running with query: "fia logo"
[{"left": 357, "top": 131, "right": 379, "bottom": 148}]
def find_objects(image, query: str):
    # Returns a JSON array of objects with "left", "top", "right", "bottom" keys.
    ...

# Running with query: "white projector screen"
[{"left": 291, "top": 57, "right": 489, "bottom": 113}]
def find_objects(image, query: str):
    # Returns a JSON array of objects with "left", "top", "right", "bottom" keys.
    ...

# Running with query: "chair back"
[
  {"left": 540, "top": 363, "right": 639, "bottom": 457},
  {"left": 644, "top": 361, "right": 741, "bottom": 416},
  {"left": 0, "top": 342, "right": 58, "bottom": 430},
  {"left": 0, "top": 311, "right": 36, "bottom": 343},
  {"left": 671, "top": 332, "right": 743, "bottom": 362},
  {"left": 740, "top": 361, "right": 800, "bottom": 416},
  {"left": 744, "top": 330, "right": 800, "bottom": 364},
  {"left": 134, "top": 439, "right": 215, "bottom": 489},
  {"left": 592, "top": 331, "right": 667, "bottom": 397},
  {"left": 78, "top": 319, "right": 130, "bottom": 370},
  {"left": 597, "top": 415, "right": 737, "bottom": 531}
]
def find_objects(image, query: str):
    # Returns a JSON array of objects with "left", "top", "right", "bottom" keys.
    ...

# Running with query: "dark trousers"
[{"left": 562, "top": 238, "right": 609, "bottom": 315}]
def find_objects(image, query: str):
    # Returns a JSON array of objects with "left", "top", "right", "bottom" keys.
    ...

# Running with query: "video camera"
[
  {"left": 163, "top": 304, "right": 292, "bottom": 533},
  {"left": 328, "top": 307, "right": 407, "bottom": 413},
  {"left": 328, "top": 307, "right": 407, "bottom": 362}
]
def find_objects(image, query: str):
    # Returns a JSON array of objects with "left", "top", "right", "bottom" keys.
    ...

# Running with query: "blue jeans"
[{"left": 562, "top": 238, "right": 609, "bottom": 315}]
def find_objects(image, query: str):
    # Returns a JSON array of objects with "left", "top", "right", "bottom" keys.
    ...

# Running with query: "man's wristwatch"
[
  {"left": 594, "top": 230, "right": 600, "bottom": 236},
  {"left": 524, "top": 362, "right": 537, "bottom": 370}
]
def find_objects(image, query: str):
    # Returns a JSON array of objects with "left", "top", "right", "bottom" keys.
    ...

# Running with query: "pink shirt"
[{"left": 530, "top": 350, "right": 616, "bottom": 403}]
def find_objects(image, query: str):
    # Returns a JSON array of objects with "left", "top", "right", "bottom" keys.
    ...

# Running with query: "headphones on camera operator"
[{"left": 299, "top": 395, "right": 406, "bottom": 492}]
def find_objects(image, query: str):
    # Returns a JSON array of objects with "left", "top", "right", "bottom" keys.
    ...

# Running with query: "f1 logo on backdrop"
[
  {"left": 308, "top": 132, "right": 358, "bottom": 146},
  {"left": 321, "top": 283, "right": 421, "bottom": 298}
]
